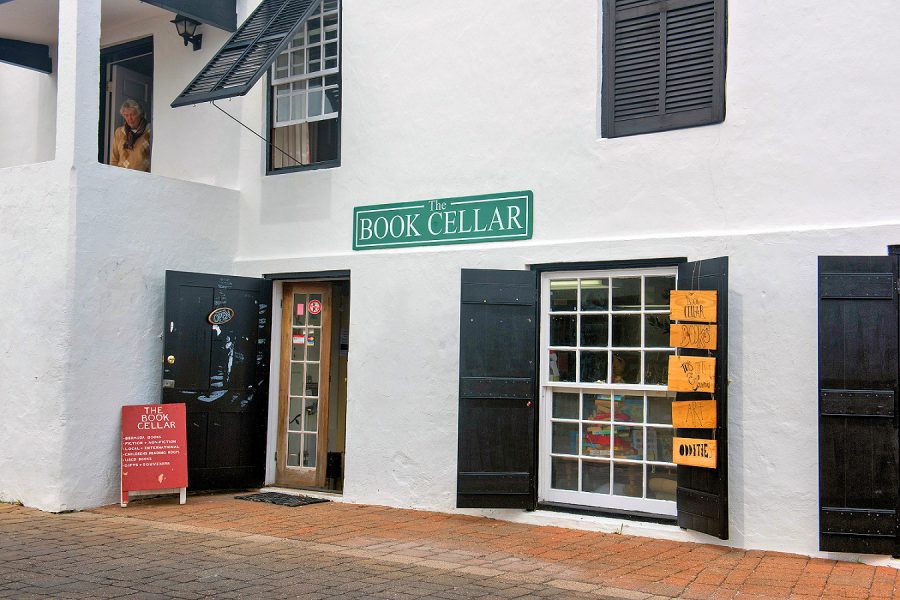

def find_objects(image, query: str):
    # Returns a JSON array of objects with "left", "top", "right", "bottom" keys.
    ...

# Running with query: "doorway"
[
  {"left": 276, "top": 280, "right": 349, "bottom": 491},
  {"left": 99, "top": 37, "right": 153, "bottom": 166}
]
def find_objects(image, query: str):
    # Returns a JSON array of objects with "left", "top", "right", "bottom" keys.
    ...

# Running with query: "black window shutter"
[
  {"left": 457, "top": 269, "right": 538, "bottom": 509},
  {"left": 675, "top": 256, "right": 728, "bottom": 539},
  {"left": 601, "top": 0, "right": 727, "bottom": 138},
  {"left": 171, "top": 0, "right": 319, "bottom": 108},
  {"left": 818, "top": 256, "right": 899, "bottom": 555}
]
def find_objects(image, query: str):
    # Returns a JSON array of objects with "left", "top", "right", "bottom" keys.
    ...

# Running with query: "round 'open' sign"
[{"left": 208, "top": 307, "right": 235, "bottom": 325}]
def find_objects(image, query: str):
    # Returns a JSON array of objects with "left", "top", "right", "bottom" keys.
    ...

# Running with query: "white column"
[{"left": 55, "top": 0, "right": 101, "bottom": 167}]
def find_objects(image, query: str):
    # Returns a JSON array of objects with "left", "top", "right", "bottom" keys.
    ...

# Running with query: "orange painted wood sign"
[
  {"left": 667, "top": 355, "right": 716, "bottom": 393},
  {"left": 673, "top": 437, "right": 717, "bottom": 469},
  {"left": 670, "top": 290, "right": 717, "bottom": 323},
  {"left": 671, "top": 400, "right": 717, "bottom": 429},
  {"left": 669, "top": 323, "right": 718, "bottom": 350}
]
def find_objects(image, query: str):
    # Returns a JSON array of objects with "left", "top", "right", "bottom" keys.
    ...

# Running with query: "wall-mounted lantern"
[{"left": 171, "top": 14, "right": 202, "bottom": 51}]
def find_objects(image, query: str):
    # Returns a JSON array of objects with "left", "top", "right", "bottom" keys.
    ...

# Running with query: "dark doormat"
[{"left": 235, "top": 492, "right": 331, "bottom": 507}]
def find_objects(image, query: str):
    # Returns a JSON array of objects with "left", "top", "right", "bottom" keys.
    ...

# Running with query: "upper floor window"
[
  {"left": 600, "top": 0, "right": 727, "bottom": 138},
  {"left": 268, "top": 0, "right": 340, "bottom": 172}
]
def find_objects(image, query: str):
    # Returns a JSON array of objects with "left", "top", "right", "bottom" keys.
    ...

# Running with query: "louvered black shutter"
[
  {"left": 818, "top": 256, "right": 900, "bottom": 555},
  {"left": 675, "top": 257, "right": 728, "bottom": 539},
  {"left": 172, "top": 0, "right": 319, "bottom": 107},
  {"left": 457, "top": 269, "right": 538, "bottom": 509},
  {"left": 601, "top": 0, "right": 727, "bottom": 138}
]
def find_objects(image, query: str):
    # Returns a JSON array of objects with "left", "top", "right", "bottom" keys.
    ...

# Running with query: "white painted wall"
[
  {"left": 58, "top": 164, "right": 240, "bottom": 510},
  {"left": 0, "top": 0, "right": 241, "bottom": 511},
  {"left": 235, "top": 0, "right": 900, "bottom": 261},
  {"left": 0, "top": 164, "right": 240, "bottom": 511},
  {"left": 0, "top": 161, "right": 71, "bottom": 510},
  {"left": 0, "top": 60, "right": 57, "bottom": 168},
  {"left": 241, "top": 223, "right": 900, "bottom": 560},
  {"left": 231, "top": 0, "right": 900, "bottom": 559}
]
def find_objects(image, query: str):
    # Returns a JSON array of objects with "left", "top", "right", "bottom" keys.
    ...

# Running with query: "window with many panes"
[
  {"left": 268, "top": 0, "right": 340, "bottom": 171},
  {"left": 540, "top": 269, "right": 678, "bottom": 515}
]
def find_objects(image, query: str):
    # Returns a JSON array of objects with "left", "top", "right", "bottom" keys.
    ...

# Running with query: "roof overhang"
[
  {"left": 141, "top": 1, "right": 237, "bottom": 33},
  {"left": 0, "top": 38, "right": 52, "bottom": 73},
  {"left": 0, "top": 1, "right": 236, "bottom": 51}
]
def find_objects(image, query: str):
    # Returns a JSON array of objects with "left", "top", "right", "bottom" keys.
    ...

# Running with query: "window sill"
[
  {"left": 266, "top": 159, "right": 340, "bottom": 176},
  {"left": 459, "top": 503, "right": 706, "bottom": 544},
  {"left": 537, "top": 501, "right": 676, "bottom": 525}
]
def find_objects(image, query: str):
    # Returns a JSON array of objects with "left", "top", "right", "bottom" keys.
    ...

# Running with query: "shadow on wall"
[
  {"left": 0, "top": 62, "right": 57, "bottom": 169},
  {"left": 726, "top": 288, "right": 745, "bottom": 549}
]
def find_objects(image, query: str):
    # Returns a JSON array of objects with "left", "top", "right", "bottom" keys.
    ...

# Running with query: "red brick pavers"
[
  {"left": 92, "top": 495, "right": 900, "bottom": 599},
  {"left": 2, "top": 494, "right": 898, "bottom": 599}
]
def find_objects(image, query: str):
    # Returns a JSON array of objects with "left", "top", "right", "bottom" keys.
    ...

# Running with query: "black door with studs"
[
  {"left": 457, "top": 269, "right": 538, "bottom": 509},
  {"left": 818, "top": 254, "right": 900, "bottom": 555}
]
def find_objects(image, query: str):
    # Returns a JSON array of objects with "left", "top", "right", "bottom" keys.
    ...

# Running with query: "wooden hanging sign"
[
  {"left": 672, "top": 400, "right": 717, "bottom": 429},
  {"left": 673, "top": 437, "right": 717, "bottom": 469},
  {"left": 667, "top": 355, "right": 716, "bottom": 393},
  {"left": 670, "top": 290, "right": 717, "bottom": 323},
  {"left": 670, "top": 323, "right": 718, "bottom": 350}
]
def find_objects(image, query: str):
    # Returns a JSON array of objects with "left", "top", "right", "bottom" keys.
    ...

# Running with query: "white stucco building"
[{"left": 2, "top": 0, "right": 899, "bottom": 562}]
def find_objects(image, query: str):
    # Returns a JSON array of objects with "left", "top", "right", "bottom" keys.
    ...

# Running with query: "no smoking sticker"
[{"left": 308, "top": 300, "right": 322, "bottom": 315}]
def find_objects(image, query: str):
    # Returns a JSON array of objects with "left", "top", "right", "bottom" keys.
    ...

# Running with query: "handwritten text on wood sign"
[
  {"left": 671, "top": 400, "right": 717, "bottom": 429},
  {"left": 670, "top": 290, "right": 718, "bottom": 323},
  {"left": 667, "top": 355, "right": 716, "bottom": 393},
  {"left": 670, "top": 323, "right": 718, "bottom": 350}
]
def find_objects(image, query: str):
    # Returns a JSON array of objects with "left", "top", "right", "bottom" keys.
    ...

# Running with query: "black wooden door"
[
  {"left": 675, "top": 257, "right": 729, "bottom": 539},
  {"left": 457, "top": 269, "right": 538, "bottom": 509},
  {"left": 162, "top": 271, "right": 273, "bottom": 490},
  {"left": 818, "top": 256, "right": 899, "bottom": 555}
]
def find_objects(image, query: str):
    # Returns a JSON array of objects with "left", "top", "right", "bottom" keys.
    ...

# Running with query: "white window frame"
[
  {"left": 538, "top": 267, "right": 678, "bottom": 516},
  {"left": 270, "top": 0, "right": 340, "bottom": 128}
]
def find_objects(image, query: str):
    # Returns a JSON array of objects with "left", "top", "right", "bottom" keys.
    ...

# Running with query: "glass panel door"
[{"left": 276, "top": 283, "right": 332, "bottom": 488}]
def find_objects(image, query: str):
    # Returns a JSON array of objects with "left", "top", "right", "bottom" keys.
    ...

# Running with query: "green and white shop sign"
[{"left": 353, "top": 191, "right": 533, "bottom": 250}]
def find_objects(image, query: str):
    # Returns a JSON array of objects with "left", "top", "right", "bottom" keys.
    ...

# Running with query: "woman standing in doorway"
[{"left": 110, "top": 99, "right": 151, "bottom": 172}]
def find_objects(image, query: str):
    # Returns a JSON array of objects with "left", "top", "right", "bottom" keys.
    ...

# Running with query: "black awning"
[
  {"left": 143, "top": 0, "right": 237, "bottom": 32},
  {"left": 0, "top": 38, "right": 51, "bottom": 73},
  {"left": 171, "top": 0, "right": 319, "bottom": 108}
]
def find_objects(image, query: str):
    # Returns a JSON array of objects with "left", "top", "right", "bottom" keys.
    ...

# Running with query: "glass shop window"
[{"left": 541, "top": 269, "right": 679, "bottom": 516}]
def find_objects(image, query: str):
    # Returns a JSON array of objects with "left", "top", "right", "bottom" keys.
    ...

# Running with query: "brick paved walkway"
[{"left": 0, "top": 494, "right": 898, "bottom": 599}]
